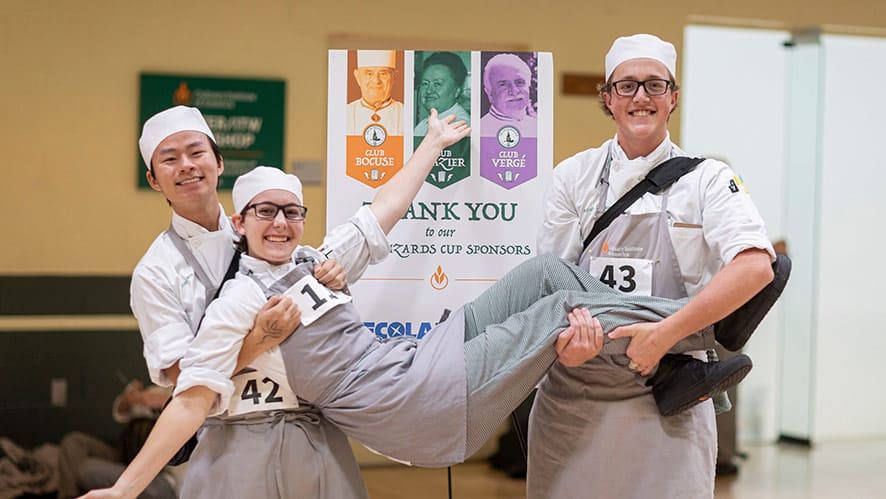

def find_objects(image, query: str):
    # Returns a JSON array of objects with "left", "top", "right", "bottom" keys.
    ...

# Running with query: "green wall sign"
[{"left": 138, "top": 73, "right": 285, "bottom": 189}]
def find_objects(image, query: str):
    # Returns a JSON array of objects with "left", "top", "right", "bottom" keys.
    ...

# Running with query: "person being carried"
[{"left": 83, "top": 112, "right": 781, "bottom": 499}]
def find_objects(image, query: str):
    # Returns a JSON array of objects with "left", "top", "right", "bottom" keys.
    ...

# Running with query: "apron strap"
[
  {"left": 583, "top": 156, "right": 705, "bottom": 251},
  {"left": 165, "top": 225, "right": 241, "bottom": 333},
  {"left": 165, "top": 226, "right": 216, "bottom": 305}
]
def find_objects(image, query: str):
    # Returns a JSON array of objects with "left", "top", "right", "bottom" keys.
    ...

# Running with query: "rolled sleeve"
[
  {"left": 699, "top": 161, "right": 776, "bottom": 264},
  {"left": 174, "top": 367, "right": 233, "bottom": 417},
  {"left": 321, "top": 205, "right": 391, "bottom": 283},
  {"left": 176, "top": 277, "right": 264, "bottom": 417}
]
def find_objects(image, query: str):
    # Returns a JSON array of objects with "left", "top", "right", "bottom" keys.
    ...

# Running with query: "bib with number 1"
[
  {"left": 586, "top": 257, "right": 653, "bottom": 296},
  {"left": 282, "top": 273, "right": 352, "bottom": 326}
]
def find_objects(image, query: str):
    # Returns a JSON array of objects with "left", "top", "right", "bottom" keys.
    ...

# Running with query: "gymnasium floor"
[{"left": 361, "top": 439, "right": 886, "bottom": 498}]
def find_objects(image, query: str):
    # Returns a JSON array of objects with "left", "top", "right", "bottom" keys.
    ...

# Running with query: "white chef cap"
[
  {"left": 232, "top": 166, "right": 304, "bottom": 214},
  {"left": 357, "top": 50, "right": 396, "bottom": 69},
  {"left": 139, "top": 106, "right": 215, "bottom": 169},
  {"left": 604, "top": 34, "right": 677, "bottom": 81}
]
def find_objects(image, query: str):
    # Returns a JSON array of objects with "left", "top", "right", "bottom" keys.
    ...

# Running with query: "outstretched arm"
[
  {"left": 79, "top": 386, "right": 216, "bottom": 499},
  {"left": 369, "top": 109, "right": 470, "bottom": 233}
]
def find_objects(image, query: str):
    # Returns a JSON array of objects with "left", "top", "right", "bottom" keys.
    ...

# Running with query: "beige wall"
[{"left": 2, "top": 0, "right": 884, "bottom": 274}]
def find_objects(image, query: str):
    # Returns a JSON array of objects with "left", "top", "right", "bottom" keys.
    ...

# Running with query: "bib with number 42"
[
  {"left": 228, "top": 368, "right": 299, "bottom": 416},
  {"left": 586, "top": 257, "right": 653, "bottom": 296}
]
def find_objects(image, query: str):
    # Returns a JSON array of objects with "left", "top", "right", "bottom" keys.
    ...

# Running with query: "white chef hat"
[
  {"left": 232, "top": 166, "right": 304, "bottom": 214},
  {"left": 604, "top": 34, "right": 677, "bottom": 81},
  {"left": 139, "top": 106, "right": 216, "bottom": 169},
  {"left": 357, "top": 50, "right": 396, "bottom": 69}
]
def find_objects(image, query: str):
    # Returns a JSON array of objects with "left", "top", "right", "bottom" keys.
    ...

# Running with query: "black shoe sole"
[
  {"left": 715, "top": 254, "right": 792, "bottom": 351},
  {"left": 656, "top": 356, "right": 753, "bottom": 417}
]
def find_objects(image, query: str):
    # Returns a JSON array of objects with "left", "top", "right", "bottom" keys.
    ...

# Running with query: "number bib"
[
  {"left": 228, "top": 369, "right": 299, "bottom": 416},
  {"left": 587, "top": 257, "right": 653, "bottom": 296},
  {"left": 282, "top": 274, "right": 352, "bottom": 326}
]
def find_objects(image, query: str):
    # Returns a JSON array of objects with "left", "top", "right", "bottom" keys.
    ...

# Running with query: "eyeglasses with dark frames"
[
  {"left": 245, "top": 202, "right": 308, "bottom": 222},
  {"left": 610, "top": 79, "right": 671, "bottom": 97}
]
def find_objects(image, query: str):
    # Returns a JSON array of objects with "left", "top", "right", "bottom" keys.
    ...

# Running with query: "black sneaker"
[
  {"left": 650, "top": 353, "right": 753, "bottom": 417},
  {"left": 715, "top": 254, "right": 792, "bottom": 351}
]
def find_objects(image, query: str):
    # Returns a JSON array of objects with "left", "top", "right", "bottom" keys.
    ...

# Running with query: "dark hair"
[
  {"left": 235, "top": 205, "right": 250, "bottom": 254},
  {"left": 597, "top": 77, "right": 680, "bottom": 117},
  {"left": 421, "top": 52, "right": 468, "bottom": 88},
  {"left": 149, "top": 134, "right": 222, "bottom": 177}
]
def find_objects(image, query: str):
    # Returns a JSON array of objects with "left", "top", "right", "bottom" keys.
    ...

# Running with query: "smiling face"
[
  {"left": 603, "top": 58, "right": 679, "bottom": 159},
  {"left": 420, "top": 64, "right": 461, "bottom": 114},
  {"left": 232, "top": 189, "right": 305, "bottom": 266},
  {"left": 146, "top": 131, "right": 223, "bottom": 213},
  {"left": 485, "top": 64, "right": 531, "bottom": 119},
  {"left": 354, "top": 66, "right": 396, "bottom": 107}
]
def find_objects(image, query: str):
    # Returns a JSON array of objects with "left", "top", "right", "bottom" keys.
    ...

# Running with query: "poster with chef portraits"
[{"left": 327, "top": 49, "right": 553, "bottom": 340}]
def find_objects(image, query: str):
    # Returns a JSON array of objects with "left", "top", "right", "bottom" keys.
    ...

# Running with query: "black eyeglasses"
[
  {"left": 610, "top": 79, "right": 671, "bottom": 97},
  {"left": 245, "top": 202, "right": 308, "bottom": 221}
]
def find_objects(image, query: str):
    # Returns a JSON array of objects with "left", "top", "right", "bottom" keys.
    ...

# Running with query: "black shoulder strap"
[
  {"left": 582, "top": 156, "right": 705, "bottom": 251},
  {"left": 210, "top": 250, "right": 242, "bottom": 302},
  {"left": 194, "top": 251, "right": 242, "bottom": 335}
]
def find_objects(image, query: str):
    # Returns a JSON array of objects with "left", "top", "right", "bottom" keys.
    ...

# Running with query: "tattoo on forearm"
[{"left": 259, "top": 320, "right": 284, "bottom": 344}]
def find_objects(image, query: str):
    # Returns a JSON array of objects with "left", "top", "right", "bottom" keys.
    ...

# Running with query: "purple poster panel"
[{"left": 479, "top": 52, "right": 538, "bottom": 189}]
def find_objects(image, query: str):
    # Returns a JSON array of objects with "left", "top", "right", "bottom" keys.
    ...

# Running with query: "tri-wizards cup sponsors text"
[{"left": 362, "top": 199, "right": 532, "bottom": 258}]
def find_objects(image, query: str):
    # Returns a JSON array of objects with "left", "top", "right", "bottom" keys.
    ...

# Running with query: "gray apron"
[
  {"left": 181, "top": 410, "right": 368, "bottom": 499},
  {"left": 527, "top": 153, "right": 717, "bottom": 499},
  {"left": 256, "top": 254, "right": 468, "bottom": 468},
  {"left": 257, "top": 251, "right": 711, "bottom": 470},
  {"left": 164, "top": 242, "right": 368, "bottom": 499}
]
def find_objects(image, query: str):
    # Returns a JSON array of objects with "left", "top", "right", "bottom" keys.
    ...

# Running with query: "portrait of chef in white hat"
[{"left": 346, "top": 50, "right": 404, "bottom": 136}]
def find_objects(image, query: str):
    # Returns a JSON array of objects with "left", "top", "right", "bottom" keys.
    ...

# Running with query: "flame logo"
[
  {"left": 173, "top": 81, "right": 192, "bottom": 106},
  {"left": 601, "top": 241, "right": 609, "bottom": 255},
  {"left": 430, "top": 265, "right": 449, "bottom": 290}
]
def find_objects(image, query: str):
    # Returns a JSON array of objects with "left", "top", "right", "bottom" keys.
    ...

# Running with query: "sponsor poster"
[
  {"left": 327, "top": 50, "right": 552, "bottom": 340},
  {"left": 139, "top": 73, "right": 285, "bottom": 189}
]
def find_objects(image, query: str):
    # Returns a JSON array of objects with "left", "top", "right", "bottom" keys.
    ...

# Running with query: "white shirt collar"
[
  {"left": 240, "top": 251, "right": 311, "bottom": 281},
  {"left": 611, "top": 131, "right": 672, "bottom": 166},
  {"left": 170, "top": 204, "right": 232, "bottom": 239}
]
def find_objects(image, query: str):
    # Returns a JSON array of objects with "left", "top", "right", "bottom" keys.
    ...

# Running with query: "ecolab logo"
[{"left": 364, "top": 321, "right": 433, "bottom": 340}]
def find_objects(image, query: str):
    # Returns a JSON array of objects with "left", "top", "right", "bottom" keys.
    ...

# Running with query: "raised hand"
[{"left": 424, "top": 108, "right": 471, "bottom": 150}]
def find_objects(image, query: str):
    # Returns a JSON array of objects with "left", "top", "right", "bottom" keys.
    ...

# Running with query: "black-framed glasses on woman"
[
  {"left": 245, "top": 202, "right": 308, "bottom": 221},
  {"left": 610, "top": 79, "right": 671, "bottom": 97}
]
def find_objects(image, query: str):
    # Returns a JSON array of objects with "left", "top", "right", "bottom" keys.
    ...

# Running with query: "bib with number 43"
[{"left": 586, "top": 257, "right": 653, "bottom": 296}]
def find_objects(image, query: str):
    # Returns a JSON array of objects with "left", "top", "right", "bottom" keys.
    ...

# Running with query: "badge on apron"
[
  {"left": 228, "top": 367, "right": 300, "bottom": 416},
  {"left": 586, "top": 257, "right": 653, "bottom": 296},
  {"left": 281, "top": 274, "right": 353, "bottom": 326}
]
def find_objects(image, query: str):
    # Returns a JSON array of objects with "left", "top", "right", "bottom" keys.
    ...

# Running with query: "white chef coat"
[
  {"left": 131, "top": 204, "right": 389, "bottom": 387},
  {"left": 538, "top": 133, "right": 775, "bottom": 297}
]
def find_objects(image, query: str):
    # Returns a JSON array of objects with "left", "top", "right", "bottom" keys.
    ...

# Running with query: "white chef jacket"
[
  {"left": 346, "top": 99, "right": 404, "bottom": 136},
  {"left": 174, "top": 253, "right": 311, "bottom": 416},
  {"left": 538, "top": 134, "right": 775, "bottom": 298},
  {"left": 131, "top": 204, "right": 389, "bottom": 387}
]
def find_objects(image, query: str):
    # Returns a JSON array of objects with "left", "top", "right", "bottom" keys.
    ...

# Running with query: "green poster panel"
[
  {"left": 413, "top": 51, "right": 472, "bottom": 189},
  {"left": 138, "top": 73, "right": 285, "bottom": 189}
]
